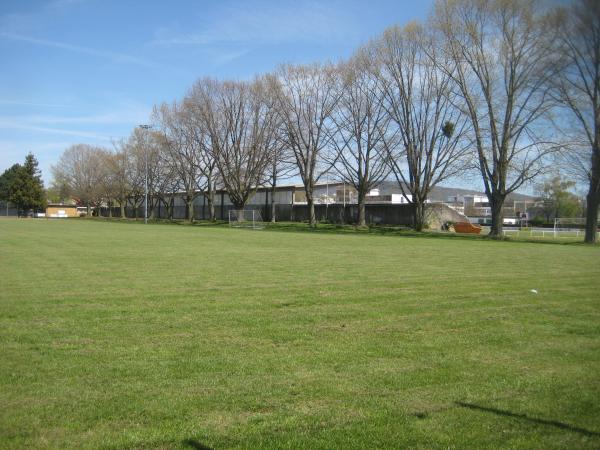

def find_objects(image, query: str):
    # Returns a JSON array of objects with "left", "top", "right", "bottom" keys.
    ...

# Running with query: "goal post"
[
  {"left": 228, "top": 209, "right": 265, "bottom": 229},
  {"left": 553, "top": 217, "right": 586, "bottom": 238}
]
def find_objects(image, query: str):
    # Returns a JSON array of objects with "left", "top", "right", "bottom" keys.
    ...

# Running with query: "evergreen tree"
[
  {"left": 0, "top": 153, "right": 46, "bottom": 215},
  {"left": 0, "top": 164, "right": 22, "bottom": 203}
]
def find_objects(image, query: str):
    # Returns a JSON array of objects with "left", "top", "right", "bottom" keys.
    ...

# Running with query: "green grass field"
[{"left": 1, "top": 218, "right": 599, "bottom": 449}]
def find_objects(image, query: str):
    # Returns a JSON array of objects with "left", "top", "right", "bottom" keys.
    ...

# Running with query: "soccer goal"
[
  {"left": 553, "top": 218, "right": 586, "bottom": 238},
  {"left": 228, "top": 209, "right": 265, "bottom": 229}
]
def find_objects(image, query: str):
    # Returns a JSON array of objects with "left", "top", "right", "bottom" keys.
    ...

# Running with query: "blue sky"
[{"left": 0, "top": 0, "right": 433, "bottom": 185}]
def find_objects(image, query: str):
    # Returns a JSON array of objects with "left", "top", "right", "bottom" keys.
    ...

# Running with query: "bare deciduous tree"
[
  {"left": 152, "top": 133, "right": 180, "bottom": 220},
  {"left": 272, "top": 63, "right": 341, "bottom": 227},
  {"left": 122, "top": 127, "right": 164, "bottom": 220},
  {"left": 555, "top": 0, "right": 600, "bottom": 243},
  {"left": 123, "top": 137, "right": 145, "bottom": 219},
  {"left": 329, "top": 49, "right": 392, "bottom": 227},
  {"left": 51, "top": 144, "right": 107, "bottom": 215},
  {"left": 267, "top": 140, "right": 296, "bottom": 222},
  {"left": 105, "top": 142, "right": 131, "bottom": 218},
  {"left": 376, "top": 22, "right": 470, "bottom": 230},
  {"left": 193, "top": 77, "right": 279, "bottom": 210},
  {"left": 97, "top": 148, "right": 118, "bottom": 217},
  {"left": 153, "top": 101, "right": 203, "bottom": 222},
  {"left": 435, "top": 0, "right": 560, "bottom": 236},
  {"left": 173, "top": 91, "right": 218, "bottom": 221}
]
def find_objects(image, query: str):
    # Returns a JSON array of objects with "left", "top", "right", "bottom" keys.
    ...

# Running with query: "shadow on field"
[
  {"left": 455, "top": 401, "right": 600, "bottom": 437},
  {"left": 85, "top": 217, "right": 593, "bottom": 246},
  {"left": 261, "top": 223, "right": 589, "bottom": 245},
  {"left": 182, "top": 438, "right": 214, "bottom": 450}
]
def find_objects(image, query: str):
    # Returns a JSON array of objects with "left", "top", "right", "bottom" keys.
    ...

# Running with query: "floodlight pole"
[{"left": 139, "top": 124, "right": 153, "bottom": 224}]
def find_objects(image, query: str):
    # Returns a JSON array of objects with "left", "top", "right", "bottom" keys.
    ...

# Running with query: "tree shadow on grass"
[
  {"left": 182, "top": 438, "right": 214, "bottom": 450},
  {"left": 262, "top": 222, "right": 590, "bottom": 245},
  {"left": 87, "top": 217, "right": 594, "bottom": 245},
  {"left": 455, "top": 401, "right": 600, "bottom": 438}
]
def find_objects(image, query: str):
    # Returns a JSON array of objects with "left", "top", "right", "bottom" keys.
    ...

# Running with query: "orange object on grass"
[{"left": 453, "top": 222, "right": 482, "bottom": 234}]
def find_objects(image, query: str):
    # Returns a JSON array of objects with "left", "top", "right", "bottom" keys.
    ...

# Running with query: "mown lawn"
[{"left": 0, "top": 218, "right": 599, "bottom": 449}]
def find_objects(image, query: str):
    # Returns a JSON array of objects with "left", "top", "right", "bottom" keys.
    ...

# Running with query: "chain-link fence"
[
  {"left": 0, "top": 201, "right": 19, "bottom": 217},
  {"left": 95, "top": 203, "right": 427, "bottom": 226},
  {"left": 3, "top": 199, "right": 464, "bottom": 227}
]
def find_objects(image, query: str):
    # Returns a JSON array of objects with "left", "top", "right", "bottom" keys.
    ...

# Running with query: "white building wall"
[
  {"left": 391, "top": 194, "right": 412, "bottom": 204},
  {"left": 248, "top": 190, "right": 266, "bottom": 205},
  {"left": 183, "top": 189, "right": 296, "bottom": 207},
  {"left": 275, "top": 190, "right": 292, "bottom": 204}
]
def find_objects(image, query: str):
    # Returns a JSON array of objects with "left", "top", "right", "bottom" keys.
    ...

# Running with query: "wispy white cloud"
[
  {"left": 0, "top": 99, "right": 150, "bottom": 138},
  {"left": 1, "top": 0, "right": 91, "bottom": 34},
  {"left": 0, "top": 119, "right": 112, "bottom": 140},
  {"left": 0, "top": 140, "right": 84, "bottom": 184},
  {"left": 0, "top": 139, "right": 74, "bottom": 153},
  {"left": 0, "top": 12, "right": 36, "bottom": 35},
  {"left": 212, "top": 49, "right": 250, "bottom": 66},
  {"left": 151, "top": 1, "right": 358, "bottom": 47},
  {"left": 0, "top": 32, "right": 163, "bottom": 69},
  {"left": 3, "top": 101, "right": 150, "bottom": 127},
  {"left": 0, "top": 97, "right": 151, "bottom": 141},
  {"left": 47, "top": 0, "right": 89, "bottom": 9},
  {"left": 0, "top": 99, "right": 71, "bottom": 108}
]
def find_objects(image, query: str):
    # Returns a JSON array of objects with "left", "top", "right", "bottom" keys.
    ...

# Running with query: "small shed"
[{"left": 46, "top": 204, "right": 79, "bottom": 218}]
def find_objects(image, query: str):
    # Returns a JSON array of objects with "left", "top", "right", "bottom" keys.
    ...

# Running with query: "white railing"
[
  {"left": 530, "top": 228, "right": 595, "bottom": 238},
  {"left": 501, "top": 228, "right": 599, "bottom": 239},
  {"left": 529, "top": 228, "right": 556, "bottom": 238}
]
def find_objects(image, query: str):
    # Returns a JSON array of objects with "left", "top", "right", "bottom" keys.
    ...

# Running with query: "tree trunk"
[
  {"left": 230, "top": 200, "right": 248, "bottom": 224},
  {"left": 271, "top": 188, "right": 276, "bottom": 223},
  {"left": 271, "top": 171, "right": 277, "bottom": 223},
  {"left": 108, "top": 200, "right": 112, "bottom": 218},
  {"left": 489, "top": 193, "right": 505, "bottom": 238},
  {"left": 207, "top": 183, "right": 215, "bottom": 221},
  {"left": 413, "top": 200, "right": 426, "bottom": 232},
  {"left": 186, "top": 196, "right": 194, "bottom": 222},
  {"left": 167, "top": 198, "right": 174, "bottom": 220},
  {"left": 584, "top": 191, "right": 599, "bottom": 243},
  {"left": 204, "top": 177, "right": 217, "bottom": 222},
  {"left": 208, "top": 195, "right": 215, "bottom": 221},
  {"left": 584, "top": 155, "right": 600, "bottom": 244},
  {"left": 306, "top": 193, "right": 316, "bottom": 227},
  {"left": 357, "top": 190, "right": 367, "bottom": 227},
  {"left": 232, "top": 200, "right": 247, "bottom": 210},
  {"left": 149, "top": 195, "right": 155, "bottom": 220},
  {"left": 120, "top": 202, "right": 125, "bottom": 219}
]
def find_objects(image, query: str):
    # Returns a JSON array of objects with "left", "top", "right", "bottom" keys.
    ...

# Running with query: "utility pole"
[{"left": 139, "top": 124, "right": 153, "bottom": 224}]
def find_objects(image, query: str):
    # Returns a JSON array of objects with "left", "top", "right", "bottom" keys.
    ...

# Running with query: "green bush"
[{"left": 529, "top": 216, "right": 545, "bottom": 227}]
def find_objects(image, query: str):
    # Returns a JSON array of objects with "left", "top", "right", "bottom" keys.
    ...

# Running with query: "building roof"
[{"left": 173, "top": 179, "right": 536, "bottom": 202}]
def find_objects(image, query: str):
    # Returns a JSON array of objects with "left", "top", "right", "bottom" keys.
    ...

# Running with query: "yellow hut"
[{"left": 46, "top": 204, "right": 79, "bottom": 218}]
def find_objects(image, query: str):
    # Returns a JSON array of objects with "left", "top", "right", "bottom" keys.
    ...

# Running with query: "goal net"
[
  {"left": 228, "top": 209, "right": 265, "bottom": 229},
  {"left": 553, "top": 218, "right": 586, "bottom": 237}
]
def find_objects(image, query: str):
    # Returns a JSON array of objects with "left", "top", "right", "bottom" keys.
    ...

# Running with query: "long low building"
[
  {"left": 166, "top": 181, "right": 534, "bottom": 213},
  {"left": 110, "top": 181, "right": 536, "bottom": 227},
  {"left": 168, "top": 181, "right": 439, "bottom": 209}
]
